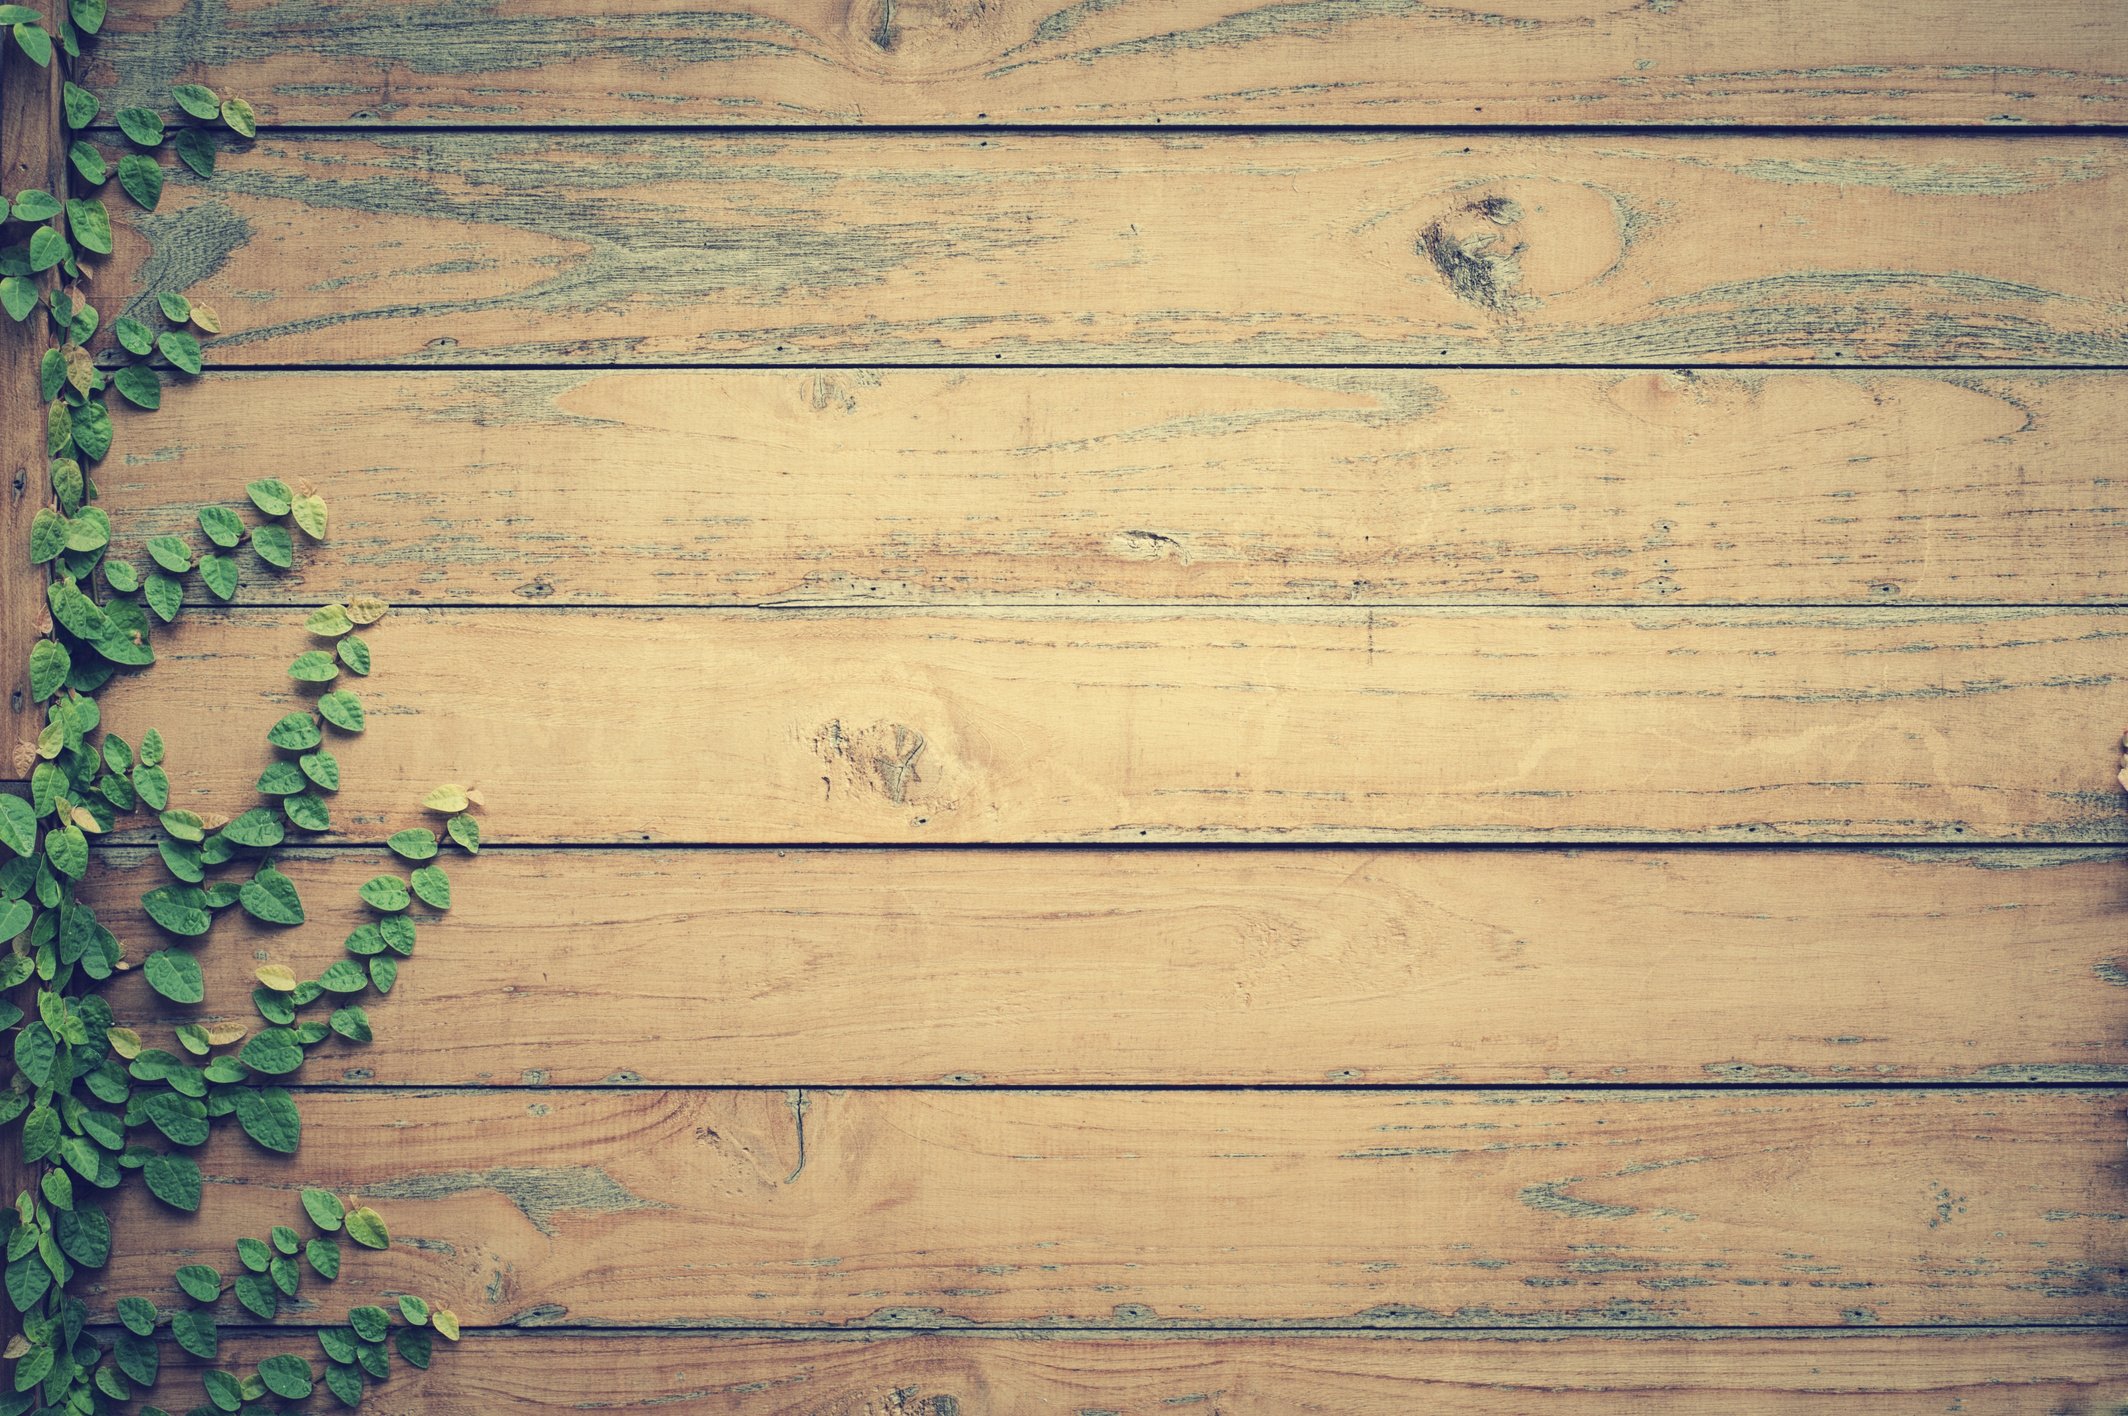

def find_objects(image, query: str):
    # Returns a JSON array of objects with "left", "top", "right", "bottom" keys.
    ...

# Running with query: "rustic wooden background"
[{"left": 10, "top": 0, "right": 2128, "bottom": 1408}]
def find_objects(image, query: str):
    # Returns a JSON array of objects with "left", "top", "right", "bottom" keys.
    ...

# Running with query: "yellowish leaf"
[
  {"left": 347, "top": 593, "right": 389, "bottom": 626},
  {"left": 106, "top": 1026, "right": 142, "bottom": 1059},
  {"left": 69, "top": 807, "right": 101, "bottom": 834},
  {"left": 203, "top": 1020, "right": 248, "bottom": 1046},
  {"left": 255, "top": 964, "right": 297, "bottom": 992},
  {"left": 188, "top": 302, "right": 222, "bottom": 334},
  {"left": 432, "top": 1309, "right": 460, "bottom": 1341},
  {"left": 421, "top": 784, "right": 470, "bottom": 813}
]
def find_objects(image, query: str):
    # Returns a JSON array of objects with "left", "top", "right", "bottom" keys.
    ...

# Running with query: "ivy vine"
[{"left": 3, "top": 7, "right": 474, "bottom": 1412}]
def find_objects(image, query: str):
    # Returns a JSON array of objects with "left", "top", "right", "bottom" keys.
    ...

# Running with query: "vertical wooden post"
[{"left": 0, "top": 37, "right": 62, "bottom": 782}]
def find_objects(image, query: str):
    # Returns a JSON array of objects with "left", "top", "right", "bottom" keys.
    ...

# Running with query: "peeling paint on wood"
[
  {"left": 93, "top": 1088, "right": 2128, "bottom": 1329},
  {"left": 98, "top": 133, "right": 2128, "bottom": 366},
  {"left": 86, "top": 846, "right": 2128, "bottom": 1086},
  {"left": 92, "top": 369, "right": 2128, "bottom": 608},
  {"left": 78, "top": 0, "right": 2128, "bottom": 127},
  {"left": 86, "top": 606, "right": 2128, "bottom": 844}
]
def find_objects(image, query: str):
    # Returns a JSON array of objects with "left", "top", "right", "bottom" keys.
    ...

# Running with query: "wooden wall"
[{"left": 28, "top": 0, "right": 2128, "bottom": 1408}]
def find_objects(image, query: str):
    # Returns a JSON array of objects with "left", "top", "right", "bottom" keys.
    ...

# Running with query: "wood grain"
[
  {"left": 97, "top": 369, "right": 2128, "bottom": 608},
  {"left": 0, "top": 41, "right": 62, "bottom": 778},
  {"left": 108, "top": 132, "right": 2128, "bottom": 366},
  {"left": 79, "top": 0, "right": 2128, "bottom": 128},
  {"left": 87, "top": 846, "right": 2128, "bottom": 1087},
  {"left": 89, "top": 606, "right": 2128, "bottom": 845},
  {"left": 183, "top": 1329, "right": 2128, "bottom": 1415},
  {"left": 95, "top": 1087, "right": 2128, "bottom": 1328}
]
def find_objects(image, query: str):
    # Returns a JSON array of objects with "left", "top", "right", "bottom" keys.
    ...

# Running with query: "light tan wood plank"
[
  {"left": 181, "top": 1329, "right": 2128, "bottom": 1414},
  {"left": 87, "top": 846, "right": 2128, "bottom": 1086},
  {"left": 97, "top": 370, "right": 2128, "bottom": 608},
  {"left": 0, "top": 42, "right": 64, "bottom": 777},
  {"left": 97, "top": 1088, "right": 2128, "bottom": 1328},
  {"left": 110, "top": 133, "right": 2128, "bottom": 366},
  {"left": 82, "top": 0, "right": 2128, "bottom": 128},
  {"left": 89, "top": 607, "right": 2128, "bottom": 844}
]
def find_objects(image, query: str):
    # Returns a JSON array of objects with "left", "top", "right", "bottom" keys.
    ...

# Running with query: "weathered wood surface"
[
  {"left": 0, "top": 42, "right": 64, "bottom": 778},
  {"left": 97, "top": 1088, "right": 2128, "bottom": 1328},
  {"left": 107, "top": 133, "right": 2128, "bottom": 366},
  {"left": 185, "top": 1329, "right": 2128, "bottom": 1415},
  {"left": 98, "top": 369, "right": 2128, "bottom": 608},
  {"left": 89, "top": 846, "right": 2128, "bottom": 1086},
  {"left": 80, "top": 0, "right": 2128, "bottom": 128},
  {"left": 90, "top": 607, "right": 2128, "bottom": 844}
]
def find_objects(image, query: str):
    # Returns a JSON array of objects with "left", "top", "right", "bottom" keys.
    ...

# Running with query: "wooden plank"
[
  {"left": 97, "top": 369, "right": 2128, "bottom": 608},
  {"left": 0, "top": 38, "right": 62, "bottom": 777},
  {"left": 88, "top": 606, "right": 2128, "bottom": 844},
  {"left": 80, "top": 0, "right": 2128, "bottom": 128},
  {"left": 184, "top": 1329, "right": 2128, "bottom": 1414},
  {"left": 87, "top": 846, "right": 2128, "bottom": 1086},
  {"left": 95, "top": 1088, "right": 2128, "bottom": 1328},
  {"left": 107, "top": 133, "right": 2128, "bottom": 367}
]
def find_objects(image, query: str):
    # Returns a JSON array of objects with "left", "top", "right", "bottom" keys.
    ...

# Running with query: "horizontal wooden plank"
[
  {"left": 81, "top": 0, "right": 2128, "bottom": 128},
  {"left": 90, "top": 607, "right": 2128, "bottom": 844},
  {"left": 97, "top": 369, "right": 2128, "bottom": 608},
  {"left": 110, "top": 133, "right": 2128, "bottom": 366},
  {"left": 179, "top": 1329, "right": 2128, "bottom": 1414},
  {"left": 97, "top": 1088, "right": 2128, "bottom": 1328},
  {"left": 88, "top": 846, "right": 2128, "bottom": 1086}
]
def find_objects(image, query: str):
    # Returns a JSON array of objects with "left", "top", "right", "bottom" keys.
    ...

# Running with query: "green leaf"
[
  {"left": 240, "top": 866, "right": 305, "bottom": 925},
  {"left": 358, "top": 876, "right": 409, "bottom": 912},
  {"left": 239, "top": 1028, "right": 304, "bottom": 1075},
  {"left": 398, "top": 1294, "right": 429, "bottom": 1325},
  {"left": 343, "top": 1207, "right": 389, "bottom": 1251},
  {"left": 0, "top": 278, "right": 39, "bottom": 329},
  {"left": 325, "top": 1005, "right": 372, "bottom": 1039},
  {"left": 115, "top": 106, "right": 164, "bottom": 145},
  {"left": 303, "top": 1187, "right": 345, "bottom": 1231},
  {"left": 12, "top": 21, "right": 52, "bottom": 66},
  {"left": 158, "top": 328, "right": 203, "bottom": 374},
  {"left": 27, "top": 639, "right": 68, "bottom": 701},
  {"left": 306, "top": 1236, "right": 340, "bottom": 1279},
  {"left": 115, "top": 320, "right": 156, "bottom": 362},
  {"left": 104, "top": 558, "right": 140, "bottom": 593},
  {"left": 447, "top": 812, "right": 481, "bottom": 853},
  {"left": 158, "top": 290, "right": 191, "bottom": 322},
  {"left": 144, "top": 1151, "right": 202, "bottom": 1211},
  {"left": 145, "top": 534, "right": 192, "bottom": 572},
  {"left": 223, "top": 807, "right": 285, "bottom": 849},
  {"left": 237, "top": 1235, "right": 272, "bottom": 1271},
  {"left": 68, "top": 138, "right": 105, "bottom": 184},
  {"left": 221, "top": 96, "right": 258, "bottom": 137},
  {"left": 319, "top": 689, "right": 365, "bottom": 732},
  {"left": 0, "top": 796, "right": 33, "bottom": 856},
  {"left": 0, "top": 4, "right": 43, "bottom": 21},
  {"left": 63, "top": 196, "right": 110, "bottom": 254},
  {"left": 0, "top": 899, "right": 29, "bottom": 941},
  {"left": 235, "top": 1085, "right": 301, "bottom": 1151},
  {"left": 28, "top": 224, "right": 68, "bottom": 272},
  {"left": 171, "top": 81, "right": 219, "bottom": 118},
  {"left": 268, "top": 710, "right": 321, "bottom": 749},
  {"left": 9, "top": 187, "right": 58, "bottom": 221},
  {"left": 284, "top": 791, "right": 331, "bottom": 831},
  {"left": 318, "top": 960, "right": 366, "bottom": 994},
  {"left": 173, "top": 1268, "right": 219, "bottom": 1305},
  {"left": 274, "top": 1223, "right": 301, "bottom": 1255},
  {"left": 252, "top": 522, "right": 293, "bottom": 568},
  {"left": 117, "top": 1294, "right": 158, "bottom": 1334},
  {"left": 144, "top": 948, "right": 204, "bottom": 1002},
  {"left": 300, "top": 748, "right": 339, "bottom": 791},
  {"left": 173, "top": 125, "right": 216, "bottom": 179},
  {"left": 43, "top": 823, "right": 86, "bottom": 877},
  {"left": 143, "top": 567, "right": 182, "bottom": 622},
  {"left": 133, "top": 762, "right": 170, "bottom": 810},
  {"left": 205, "top": 1365, "right": 245, "bottom": 1410},
  {"left": 258, "top": 760, "right": 304, "bottom": 794},
  {"left": 161, "top": 808, "right": 205, "bottom": 842},
  {"left": 63, "top": 504, "right": 109, "bottom": 550},
  {"left": 114, "top": 364, "right": 162, "bottom": 409},
  {"left": 387, "top": 828, "right": 436, "bottom": 861},
  {"left": 28, "top": 506, "right": 65, "bottom": 562},
  {"left": 198, "top": 551, "right": 238, "bottom": 599},
  {"left": 338, "top": 634, "right": 370, "bottom": 675},
  {"left": 247, "top": 477, "right": 293, "bottom": 515},
  {"left": 171, "top": 1307, "right": 217, "bottom": 1359},
  {"left": 117, "top": 152, "right": 162, "bottom": 209},
  {"left": 67, "top": 0, "right": 98, "bottom": 33},
  {"left": 59, "top": 79, "right": 97, "bottom": 127},
  {"left": 325, "top": 1357, "right": 363, "bottom": 1406},
  {"left": 348, "top": 1305, "right": 390, "bottom": 1342},
  {"left": 57, "top": 1204, "right": 111, "bottom": 1265},
  {"left": 196, "top": 504, "right": 244, "bottom": 547},
  {"left": 72, "top": 398, "right": 111, "bottom": 459},
  {"left": 288, "top": 650, "right": 338, "bottom": 682},
  {"left": 256, "top": 1345, "right": 310, "bottom": 1405}
]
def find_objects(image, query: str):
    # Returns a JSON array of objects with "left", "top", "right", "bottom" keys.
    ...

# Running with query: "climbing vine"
[{"left": 3, "top": 7, "right": 472, "bottom": 1412}]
